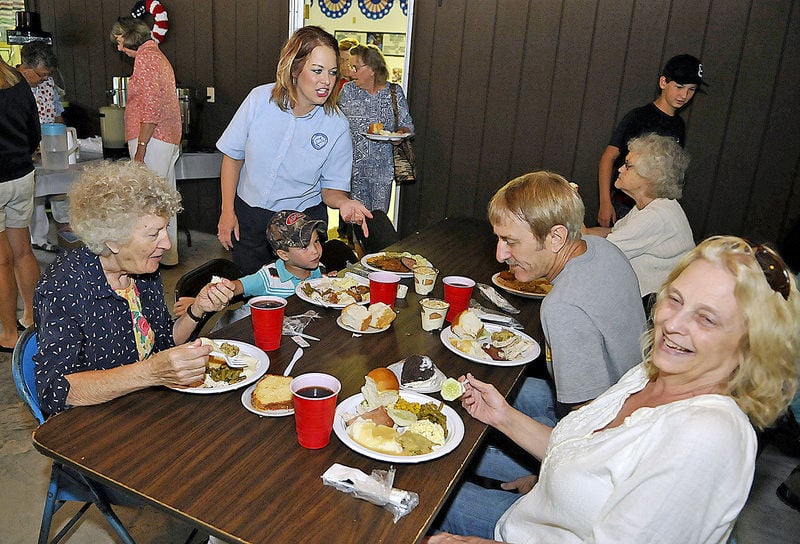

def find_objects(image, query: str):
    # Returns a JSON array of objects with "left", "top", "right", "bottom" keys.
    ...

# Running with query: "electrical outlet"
[{"left": 206, "top": 86, "right": 215, "bottom": 103}]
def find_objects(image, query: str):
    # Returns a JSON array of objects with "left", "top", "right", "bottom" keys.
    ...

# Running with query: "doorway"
[{"left": 289, "top": 0, "right": 415, "bottom": 240}]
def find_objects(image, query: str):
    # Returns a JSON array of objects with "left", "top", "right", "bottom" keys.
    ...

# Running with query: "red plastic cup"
[
  {"left": 368, "top": 271, "right": 401, "bottom": 308},
  {"left": 249, "top": 295, "right": 286, "bottom": 351},
  {"left": 290, "top": 373, "right": 341, "bottom": 449},
  {"left": 443, "top": 276, "right": 475, "bottom": 322}
]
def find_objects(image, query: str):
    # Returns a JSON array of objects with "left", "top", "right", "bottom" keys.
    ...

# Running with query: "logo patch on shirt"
[{"left": 311, "top": 133, "right": 328, "bottom": 150}]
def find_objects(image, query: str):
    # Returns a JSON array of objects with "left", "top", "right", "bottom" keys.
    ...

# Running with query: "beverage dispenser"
[{"left": 100, "top": 76, "right": 128, "bottom": 159}]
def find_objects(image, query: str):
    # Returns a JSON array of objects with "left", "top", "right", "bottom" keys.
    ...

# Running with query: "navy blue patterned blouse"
[{"left": 33, "top": 246, "right": 175, "bottom": 417}]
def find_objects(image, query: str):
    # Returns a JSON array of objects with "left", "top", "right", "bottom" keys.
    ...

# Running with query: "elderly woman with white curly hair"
[
  {"left": 33, "top": 161, "right": 234, "bottom": 418},
  {"left": 586, "top": 133, "right": 695, "bottom": 297}
]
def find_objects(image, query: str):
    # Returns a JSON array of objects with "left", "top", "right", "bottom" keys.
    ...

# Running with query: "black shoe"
[{"left": 778, "top": 465, "right": 800, "bottom": 512}]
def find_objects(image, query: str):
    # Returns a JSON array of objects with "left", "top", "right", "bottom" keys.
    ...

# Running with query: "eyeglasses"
[
  {"left": 350, "top": 64, "right": 364, "bottom": 73},
  {"left": 751, "top": 244, "right": 791, "bottom": 300}
]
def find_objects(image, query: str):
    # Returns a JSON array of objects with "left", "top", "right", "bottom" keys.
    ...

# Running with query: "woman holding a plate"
[
  {"left": 430, "top": 236, "right": 800, "bottom": 543},
  {"left": 339, "top": 44, "right": 414, "bottom": 214},
  {"left": 33, "top": 162, "right": 235, "bottom": 418}
]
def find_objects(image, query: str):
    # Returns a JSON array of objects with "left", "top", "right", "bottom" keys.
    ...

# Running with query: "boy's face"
[
  {"left": 278, "top": 229, "right": 323, "bottom": 271},
  {"left": 659, "top": 76, "right": 697, "bottom": 111}
]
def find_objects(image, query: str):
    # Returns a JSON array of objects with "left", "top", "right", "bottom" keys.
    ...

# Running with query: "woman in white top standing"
[
  {"left": 430, "top": 236, "right": 800, "bottom": 544},
  {"left": 586, "top": 133, "right": 694, "bottom": 297}
]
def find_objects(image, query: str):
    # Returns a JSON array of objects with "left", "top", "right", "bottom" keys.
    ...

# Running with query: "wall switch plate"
[{"left": 206, "top": 87, "right": 215, "bottom": 103}]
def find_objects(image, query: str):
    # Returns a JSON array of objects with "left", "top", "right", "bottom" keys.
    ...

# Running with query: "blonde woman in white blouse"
[{"left": 430, "top": 236, "right": 800, "bottom": 544}]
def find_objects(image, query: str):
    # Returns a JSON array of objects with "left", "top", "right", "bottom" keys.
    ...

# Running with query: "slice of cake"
[
  {"left": 400, "top": 355, "right": 437, "bottom": 388},
  {"left": 251, "top": 374, "right": 293, "bottom": 411}
]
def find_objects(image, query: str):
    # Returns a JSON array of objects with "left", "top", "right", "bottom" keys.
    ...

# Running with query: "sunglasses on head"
[{"left": 743, "top": 242, "right": 791, "bottom": 300}]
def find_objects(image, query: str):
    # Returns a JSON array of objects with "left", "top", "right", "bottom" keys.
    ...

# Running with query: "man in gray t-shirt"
[
  {"left": 541, "top": 235, "right": 644, "bottom": 406},
  {"left": 474, "top": 171, "right": 644, "bottom": 490}
]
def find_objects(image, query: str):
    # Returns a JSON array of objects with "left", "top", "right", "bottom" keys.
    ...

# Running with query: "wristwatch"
[
  {"left": 137, "top": 141, "right": 148, "bottom": 147},
  {"left": 186, "top": 304, "right": 206, "bottom": 323}
]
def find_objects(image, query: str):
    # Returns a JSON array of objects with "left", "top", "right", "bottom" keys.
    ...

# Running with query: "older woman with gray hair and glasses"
[
  {"left": 586, "top": 133, "right": 694, "bottom": 297},
  {"left": 33, "top": 161, "right": 234, "bottom": 418}
]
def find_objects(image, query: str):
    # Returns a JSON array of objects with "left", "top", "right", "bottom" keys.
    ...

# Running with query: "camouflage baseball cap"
[{"left": 267, "top": 210, "right": 324, "bottom": 251}]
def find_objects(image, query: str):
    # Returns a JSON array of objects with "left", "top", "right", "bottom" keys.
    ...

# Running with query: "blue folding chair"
[{"left": 12, "top": 327, "right": 136, "bottom": 544}]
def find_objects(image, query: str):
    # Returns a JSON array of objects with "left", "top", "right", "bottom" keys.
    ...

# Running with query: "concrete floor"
[{"left": 2, "top": 229, "right": 800, "bottom": 543}]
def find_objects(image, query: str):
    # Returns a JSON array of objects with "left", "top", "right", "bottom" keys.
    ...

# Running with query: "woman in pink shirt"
[{"left": 110, "top": 17, "right": 182, "bottom": 266}]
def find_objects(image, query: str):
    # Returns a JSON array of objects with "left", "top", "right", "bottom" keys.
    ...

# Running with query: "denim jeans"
[
  {"left": 437, "top": 481, "right": 523, "bottom": 538},
  {"left": 435, "top": 378, "right": 559, "bottom": 537}
]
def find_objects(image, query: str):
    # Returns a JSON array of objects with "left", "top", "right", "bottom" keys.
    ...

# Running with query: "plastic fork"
[{"left": 210, "top": 351, "right": 249, "bottom": 368}]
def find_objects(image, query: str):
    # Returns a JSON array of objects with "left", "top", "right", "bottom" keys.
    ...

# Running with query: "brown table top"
[{"left": 33, "top": 217, "right": 544, "bottom": 543}]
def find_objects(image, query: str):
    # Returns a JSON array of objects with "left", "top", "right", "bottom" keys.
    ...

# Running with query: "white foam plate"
[
  {"left": 360, "top": 131, "right": 414, "bottom": 142},
  {"left": 360, "top": 252, "right": 431, "bottom": 278},
  {"left": 491, "top": 272, "right": 550, "bottom": 299},
  {"left": 440, "top": 324, "right": 540, "bottom": 366},
  {"left": 333, "top": 391, "right": 464, "bottom": 463},
  {"left": 168, "top": 340, "right": 269, "bottom": 394},
  {"left": 336, "top": 316, "right": 390, "bottom": 334},
  {"left": 296, "top": 277, "right": 370, "bottom": 309},
  {"left": 241, "top": 382, "right": 294, "bottom": 417}
]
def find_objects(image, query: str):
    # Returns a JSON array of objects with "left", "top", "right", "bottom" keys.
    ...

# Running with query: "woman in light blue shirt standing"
[{"left": 216, "top": 26, "right": 371, "bottom": 275}]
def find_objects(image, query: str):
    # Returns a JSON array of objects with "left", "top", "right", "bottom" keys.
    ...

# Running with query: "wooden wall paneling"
[
  {"left": 657, "top": 0, "right": 711, "bottom": 166},
  {"left": 743, "top": 2, "right": 800, "bottom": 243},
  {"left": 570, "top": 0, "right": 635, "bottom": 217},
  {"left": 507, "top": 0, "right": 562, "bottom": 179},
  {"left": 614, "top": 0, "right": 670, "bottom": 118},
  {"left": 681, "top": 0, "right": 749, "bottom": 238},
  {"left": 399, "top": 0, "right": 436, "bottom": 235},
  {"left": 700, "top": 1, "right": 788, "bottom": 239},
  {"left": 255, "top": 0, "right": 287, "bottom": 87},
  {"left": 415, "top": 1, "right": 466, "bottom": 227},
  {"left": 776, "top": 2, "right": 800, "bottom": 251},
  {"left": 468, "top": 1, "right": 530, "bottom": 212},
  {"left": 209, "top": 0, "right": 241, "bottom": 145},
  {"left": 445, "top": 0, "right": 496, "bottom": 217},
  {"left": 235, "top": 0, "right": 260, "bottom": 96},
  {"left": 540, "top": 1, "right": 595, "bottom": 177}
]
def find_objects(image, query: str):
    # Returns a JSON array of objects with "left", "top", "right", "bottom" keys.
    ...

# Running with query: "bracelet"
[
  {"left": 137, "top": 141, "right": 148, "bottom": 147},
  {"left": 185, "top": 304, "right": 206, "bottom": 323}
]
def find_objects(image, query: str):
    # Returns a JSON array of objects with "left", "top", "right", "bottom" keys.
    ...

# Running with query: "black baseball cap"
[{"left": 662, "top": 54, "right": 708, "bottom": 86}]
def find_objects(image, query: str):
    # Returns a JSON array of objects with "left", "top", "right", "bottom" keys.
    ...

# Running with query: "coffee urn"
[
  {"left": 177, "top": 87, "right": 191, "bottom": 150},
  {"left": 99, "top": 77, "right": 128, "bottom": 159}
]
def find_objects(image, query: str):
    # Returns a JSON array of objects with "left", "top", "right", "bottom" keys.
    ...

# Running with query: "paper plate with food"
[
  {"left": 241, "top": 374, "right": 294, "bottom": 417},
  {"left": 337, "top": 302, "right": 396, "bottom": 334},
  {"left": 361, "top": 123, "right": 414, "bottom": 142},
  {"left": 440, "top": 309, "right": 540, "bottom": 366},
  {"left": 296, "top": 276, "right": 370, "bottom": 308},
  {"left": 361, "top": 251, "right": 431, "bottom": 278},
  {"left": 388, "top": 354, "right": 446, "bottom": 393},
  {"left": 333, "top": 368, "right": 464, "bottom": 463},
  {"left": 491, "top": 269, "right": 553, "bottom": 299},
  {"left": 170, "top": 339, "right": 269, "bottom": 394}
]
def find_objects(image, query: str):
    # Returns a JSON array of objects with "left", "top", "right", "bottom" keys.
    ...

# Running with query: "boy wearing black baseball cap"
[{"left": 597, "top": 54, "right": 707, "bottom": 227}]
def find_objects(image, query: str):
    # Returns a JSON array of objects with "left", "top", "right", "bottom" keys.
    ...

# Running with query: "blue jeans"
[
  {"left": 437, "top": 481, "right": 523, "bottom": 538},
  {"left": 435, "top": 378, "right": 558, "bottom": 537}
]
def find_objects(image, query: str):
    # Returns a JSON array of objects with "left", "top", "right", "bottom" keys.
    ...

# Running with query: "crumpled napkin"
[{"left": 322, "top": 463, "right": 419, "bottom": 523}]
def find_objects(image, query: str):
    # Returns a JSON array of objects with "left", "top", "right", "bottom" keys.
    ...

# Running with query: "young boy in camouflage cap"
[{"left": 230, "top": 210, "right": 327, "bottom": 299}]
